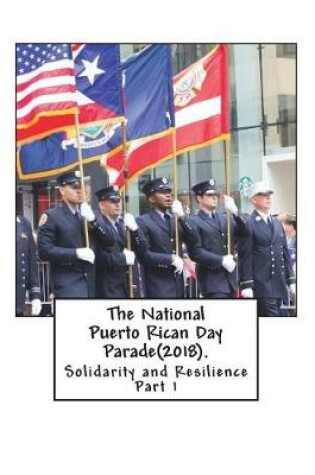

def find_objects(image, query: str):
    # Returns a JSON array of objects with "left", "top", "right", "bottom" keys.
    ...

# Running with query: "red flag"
[
  {"left": 105, "top": 44, "right": 229, "bottom": 186},
  {"left": 174, "top": 43, "right": 229, "bottom": 153},
  {"left": 16, "top": 44, "right": 78, "bottom": 145}
]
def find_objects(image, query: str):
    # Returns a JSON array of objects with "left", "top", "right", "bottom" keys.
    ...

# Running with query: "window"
[
  {"left": 278, "top": 95, "right": 296, "bottom": 147},
  {"left": 276, "top": 44, "right": 296, "bottom": 59}
]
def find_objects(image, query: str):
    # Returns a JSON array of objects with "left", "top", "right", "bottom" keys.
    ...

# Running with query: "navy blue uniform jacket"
[
  {"left": 95, "top": 216, "right": 128, "bottom": 298},
  {"left": 238, "top": 210, "right": 295, "bottom": 298},
  {"left": 95, "top": 215, "right": 147, "bottom": 298},
  {"left": 187, "top": 210, "right": 250, "bottom": 296},
  {"left": 136, "top": 210, "right": 196, "bottom": 298},
  {"left": 37, "top": 203, "right": 114, "bottom": 298},
  {"left": 16, "top": 216, "right": 41, "bottom": 315}
]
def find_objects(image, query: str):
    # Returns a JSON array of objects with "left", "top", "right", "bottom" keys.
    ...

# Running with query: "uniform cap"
[
  {"left": 56, "top": 170, "right": 81, "bottom": 187},
  {"left": 95, "top": 185, "right": 120, "bottom": 201},
  {"left": 248, "top": 181, "right": 273, "bottom": 199},
  {"left": 191, "top": 179, "right": 217, "bottom": 196},
  {"left": 142, "top": 177, "right": 172, "bottom": 196}
]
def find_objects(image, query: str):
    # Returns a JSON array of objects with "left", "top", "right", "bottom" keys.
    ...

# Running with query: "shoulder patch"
[{"left": 38, "top": 213, "right": 48, "bottom": 227}]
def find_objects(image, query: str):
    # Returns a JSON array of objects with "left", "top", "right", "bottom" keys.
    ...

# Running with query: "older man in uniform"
[
  {"left": 94, "top": 185, "right": 144, "bottom": 298},
  {"left": 238, "top": 181, "right": 296, "bottom": 316},
  {"left": 187, "top": 179, "right": 250, "bottom": 299},
  {"left": 135, "top": 177, "right": 195, "bottom": 298},
  {"left": 37, "top": 171, "right": 114, "bottom": 298},
  {"left": 16, "top": 215, "right": 42, "bottom": 316}
]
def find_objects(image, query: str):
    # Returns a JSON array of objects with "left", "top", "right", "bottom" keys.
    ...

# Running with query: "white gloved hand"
[
  {"left": 172, "top": 255, "right": 184, "bottom": 274},
  {"left": 31, "top": 299, "right": 42, "bottom": 316},
  {"left": 224, "top": 195, "right": 238, "bottom": 215},
  {"left": 222, "top": 254, "right": 236, "bottom": 273},
  {"left": 124, "top": 213, "right": 138, "bottom": 231},
  {"left": 76, "top": 247, "right": 95, "bottom": 264},
  {"left": 80, "top": 202, "right": 95, "bottom": 222},
  {"left": 289, "top": 283, "right": 296, "bottom": 297},
  {"left": 80, "top": 202, "right": 95, "bottom": 223},
  {"left": 171, "top": 199, "right": 184, "bottom": 218},
  {"left": 123, "top": 249, "right": 135, "bottom": 265},
  {"left": 241, "top": 288, "right": 254, "bottom": 299}
]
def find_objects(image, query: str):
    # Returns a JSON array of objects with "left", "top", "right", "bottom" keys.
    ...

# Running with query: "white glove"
[
  {"left": 123, "top": 249, "right": 135, "bottom": 265},
  {"left": 241, "top": 288, "right": 254, "bottom": 299},
  {"left": 31, "top": 299, "right": 42, "bottom": 316},
  {"left": 222, "top": 254, "right": 236, "bottom": 273},
  {"left": 80, "top": 202, "right": 95, "bottom": 222},
  {"left": 76, "top": 247, "right": 95, "bottom": 264},
  {"left": 289, "top": 283, "right": 296, "bottom": 297},
  {"left": 172, "top": 255, "right": 184, "bottom": 274},
  {"left": 124, "top": 213, "right": 138, "bottom": 231},
  {"left": 224, "top": 195, "right": 238, "bottom": 215},
  {"left": 171, "top": 199, "right": 184, "bottom": 218}
]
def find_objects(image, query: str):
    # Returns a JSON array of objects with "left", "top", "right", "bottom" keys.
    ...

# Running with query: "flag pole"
[
  {"left": 171, "top": 128, "right": 179, "bottom": 255},
  {"left": 74, "top": 110, "right": 90, "bottom": 248},
  {"left": 223, "top": 44, "right": 232, "bottom": 255},
  {"left": 167, "top": 44, "right": 179, "bottom": 256},
  {"left": 224, "top": 137, "right": 232, "bottom": 254},
  {"left": 121, "top": 118, "right": 134, "bottom": 298}
]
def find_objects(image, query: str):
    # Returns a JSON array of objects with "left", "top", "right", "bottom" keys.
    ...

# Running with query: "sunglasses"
[{"left": 256, "top": 192, "right": 272, "bottom": 197}]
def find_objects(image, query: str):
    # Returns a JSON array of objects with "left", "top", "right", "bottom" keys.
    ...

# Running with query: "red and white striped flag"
[{"left": 16, "top": 43, "right": 77, "bottom": 145}]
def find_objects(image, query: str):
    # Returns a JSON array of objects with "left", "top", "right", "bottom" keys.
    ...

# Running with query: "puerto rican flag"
[{"left": 72, "top": 43, "right": 123, "bottom": 126}]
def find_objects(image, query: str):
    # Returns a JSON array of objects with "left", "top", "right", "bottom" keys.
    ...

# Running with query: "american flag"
[{"left": 16, "top": 43, "right": 77, "bottom": 144}]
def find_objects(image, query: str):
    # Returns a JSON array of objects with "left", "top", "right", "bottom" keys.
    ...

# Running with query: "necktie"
[
  {"left": 164, "top": 213, "right": 171, "bottom": 235},
  {"left": 211, "top": 212, "right": 217, "bottom": 223},
  {"left": 74, "top": 210, "right": 81, "bottom": 221},
  {"left": 267, "top": 216, "right": 273, "bottom": 231},
  {"left": 115, "top": 221, "right": 125, "bottom": 241}
]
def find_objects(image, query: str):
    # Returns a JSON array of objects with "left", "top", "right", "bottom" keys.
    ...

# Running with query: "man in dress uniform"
[
  {"left": 37, "top": 171, "right": 114, "bottom": 298},
  {"left": 135, "top": 177, "right": 195, "bottom": 298},
  {"left": 16, "top": 215, "right": 42, "bottom": 316},
  {"left": 187, "top": 179, "right": 250, "bottom": 299},
  {"left": 94, "top": 185, "right": 142, "bottom": 298},
  {"left": 238, "top": 181, "right": 296, "bottom": 316}
]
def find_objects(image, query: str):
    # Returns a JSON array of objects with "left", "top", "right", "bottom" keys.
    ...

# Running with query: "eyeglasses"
[{"left": 256, "top": 192, "right": 272, "bottom": 197}]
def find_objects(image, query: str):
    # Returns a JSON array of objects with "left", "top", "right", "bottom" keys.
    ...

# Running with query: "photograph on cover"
[{"left": 15, "top": 43, "right": 296, "bottom": 317}]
